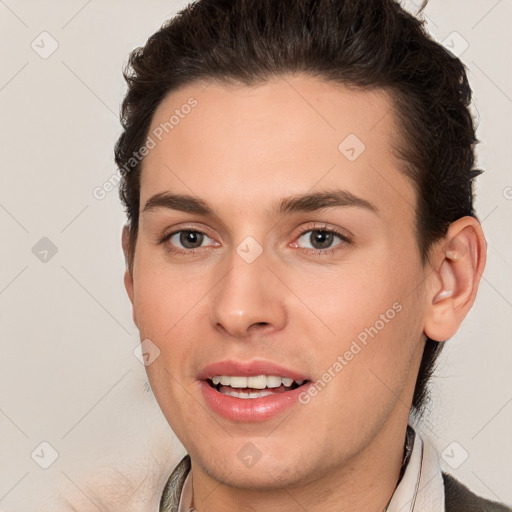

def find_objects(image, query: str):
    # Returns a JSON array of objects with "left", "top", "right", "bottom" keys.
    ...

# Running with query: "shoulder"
[{"left": 443, "top": 472, "right": 512, "bottom": 512}]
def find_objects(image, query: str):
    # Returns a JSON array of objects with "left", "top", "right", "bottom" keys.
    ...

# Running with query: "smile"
[
  {"left": 208, "top": 375, "right": 306, "bottom": 399},
  {"left": 198, "top": 361, "right": 311, "bottom": 422}
]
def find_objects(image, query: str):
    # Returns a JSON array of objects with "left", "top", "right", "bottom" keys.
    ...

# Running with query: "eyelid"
[{"left": 159, "top": 223, "right": 217, "bottom": 241}]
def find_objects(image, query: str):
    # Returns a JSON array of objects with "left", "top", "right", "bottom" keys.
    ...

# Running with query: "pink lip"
[{"left": 198, "top": 359, "right": 311, "bottom": 423}]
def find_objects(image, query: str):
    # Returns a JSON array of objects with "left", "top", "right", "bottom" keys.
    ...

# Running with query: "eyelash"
[{"left": 158, "top": 223, "right": 353, "bottom": 257}]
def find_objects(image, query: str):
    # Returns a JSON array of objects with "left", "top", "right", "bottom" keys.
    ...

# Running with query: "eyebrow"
[
  {"left": 277, "top": 189, "right": 378, "bottom": 215},
  {"left": 143, "top": 192, "right": 213, "bottom": 215},
  {"left": 141, "top": 189, "right": 378, "bottom": 217}
]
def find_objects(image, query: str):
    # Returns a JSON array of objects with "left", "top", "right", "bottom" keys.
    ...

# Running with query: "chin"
[
  {"left": 210, "top": 464, "right": 304, "bottom": 490},
  {"left": 193, "top": 445, "right": 322, "bottom": 491}
]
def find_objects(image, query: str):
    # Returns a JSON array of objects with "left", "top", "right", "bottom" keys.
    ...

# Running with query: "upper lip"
[{"left": 198, "top": 359, "right": 309, "bottom": 381}]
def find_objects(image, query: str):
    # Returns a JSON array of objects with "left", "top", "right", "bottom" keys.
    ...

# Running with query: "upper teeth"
[{"left": 211, "top": 375, "right": 304, "bottom": 389}]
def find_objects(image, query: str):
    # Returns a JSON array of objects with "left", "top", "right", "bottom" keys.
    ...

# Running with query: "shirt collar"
[
  {"left": 172, "top": 425, "right": 445, "bottom": 512},
  {"left": 177, "top": 466, "right": 193, "bottom": 512},
  {"left": 387, "top": 426, "right": 445, "bottom": 512}
]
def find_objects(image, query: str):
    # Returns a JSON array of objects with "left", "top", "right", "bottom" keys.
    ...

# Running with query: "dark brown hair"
[{"left": 114, "top": 0, "right": 481, "bottom": 414}]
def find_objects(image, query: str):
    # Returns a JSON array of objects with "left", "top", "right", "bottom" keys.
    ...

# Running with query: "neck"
[{"left": 190, "top": 412, "right": 410, "bottom": 512}]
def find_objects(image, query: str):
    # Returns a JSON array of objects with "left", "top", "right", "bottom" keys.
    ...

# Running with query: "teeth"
[
  {"left": 210, "top": 375, "right": 305, "bottom": 389},
  {"left": 247, "top": 375, "right": 267, "bottom": 389},
  {"left": 222, "top": 388, "right": 275, "bottom": 399},
  {"left": 266, "top": 376, "right": 282, "bottom": 388},
  {"left": 229, "top": 376, "right": 248, "bottom": 388}
]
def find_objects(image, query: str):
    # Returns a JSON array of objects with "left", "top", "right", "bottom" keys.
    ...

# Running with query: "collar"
[
  {"left": 161, "top": 425, "right": 445, "bottom": 512},
  {"left": 387, "top": 426, "right": 445, "bottom": 512}
]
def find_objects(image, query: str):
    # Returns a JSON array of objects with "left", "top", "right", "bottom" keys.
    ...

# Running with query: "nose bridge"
[{"left": 209, "top": 244, "right": 286, "bottom": 337}]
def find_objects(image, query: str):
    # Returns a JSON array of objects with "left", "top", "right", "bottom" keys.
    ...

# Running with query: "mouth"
[
  {"left": 198, "top": 361, "right": 312, "bottom": 422},
  {"left": 207, "top": 375, "right": 308, "bottom": 399}
]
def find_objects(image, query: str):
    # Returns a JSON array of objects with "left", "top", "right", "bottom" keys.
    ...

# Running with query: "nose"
[{"left": 209, "top": 249, "right": 287, "bottom": 339}]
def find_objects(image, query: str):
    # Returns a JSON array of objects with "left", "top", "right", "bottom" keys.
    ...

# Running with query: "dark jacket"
[
  {"left": 443, "top": 473, "right": 512, "bottom": 512},
  {"left": 160, "top": 455, "right": 512, "bottom": 512}
]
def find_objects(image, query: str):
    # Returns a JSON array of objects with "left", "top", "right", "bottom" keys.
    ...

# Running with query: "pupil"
[
  {"left": 180, "top": 231, "right": 203, "bottom": 248},
  {"left": 311, "top": 230, "right": 333, "bottom": 249}
]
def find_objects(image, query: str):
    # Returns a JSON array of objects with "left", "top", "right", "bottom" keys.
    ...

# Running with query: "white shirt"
[
  {"left": 387, "top": 429, "right": 445, "bottom": 511},
  {"left": 177, "top": 427, "right": 445, "bottom": 512}
]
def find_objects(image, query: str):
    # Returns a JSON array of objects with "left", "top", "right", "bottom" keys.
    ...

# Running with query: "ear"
[
  {"left": 423, "top": 216, "right": 487, "bottom": 342},
  {"left": 121, "top": 224, "right": 137, "bottom": 327}
]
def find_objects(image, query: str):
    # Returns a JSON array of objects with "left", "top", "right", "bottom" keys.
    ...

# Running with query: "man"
[{"left": 115, "top": 0, "right": 511, "bottom": 510}]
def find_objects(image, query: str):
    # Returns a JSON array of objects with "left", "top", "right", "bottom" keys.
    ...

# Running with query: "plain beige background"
[{"left": 0, "top": 0, "right": 511, "bottom": 510}]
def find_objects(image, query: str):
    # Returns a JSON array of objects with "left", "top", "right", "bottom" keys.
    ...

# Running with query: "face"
[{"left": 126, "top": 75, "right": 431, "bottom": 490}]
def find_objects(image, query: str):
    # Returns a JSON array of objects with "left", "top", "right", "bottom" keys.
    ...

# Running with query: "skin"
[{"left": 122, "top": 74, "right": 486, "bottom": 512}]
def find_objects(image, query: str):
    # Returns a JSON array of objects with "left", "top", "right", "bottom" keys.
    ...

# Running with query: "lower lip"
[{"left": 200, "top": 381, "right": 309, "bottom": 422}]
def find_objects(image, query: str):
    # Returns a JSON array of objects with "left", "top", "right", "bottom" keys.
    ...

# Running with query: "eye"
[
  {"left": 298, "top": 230, "right": 338, "bottom": 250},
  {"left": 166, "top": 230, "right": 217, "bottom": 250},
  {"left": 293, "top": 228, "right": 351, "bottom": 252}
]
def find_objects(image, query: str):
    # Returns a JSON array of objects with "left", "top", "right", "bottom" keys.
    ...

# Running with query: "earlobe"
[{"left": 423, "top": 216, "right": 486, "bottom": 342}]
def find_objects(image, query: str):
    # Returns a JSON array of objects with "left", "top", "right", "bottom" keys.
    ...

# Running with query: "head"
[{"left": 116, "top": 0, "right": 485, "bottom": 492}]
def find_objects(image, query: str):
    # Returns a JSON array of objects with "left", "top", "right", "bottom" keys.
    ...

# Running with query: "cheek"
[
  {"left": 285, "top": 254, "right": 413, "bottom": 345},
  {"left": 288, "top": 247, "right": 425, "bottom": 390},
  {"left": 300, "top": 289, "right": 423, "bottom": 442},
  {"left": 132, "top": 265, "right": 207, "bottom": 431},
  {"left": 132, "top": 254, "right": 210, "bottom": 341}
]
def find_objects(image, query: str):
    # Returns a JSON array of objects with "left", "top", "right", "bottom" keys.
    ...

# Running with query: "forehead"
[{"left": 139, "top": 74, "right": 415, "bottom": 222}]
